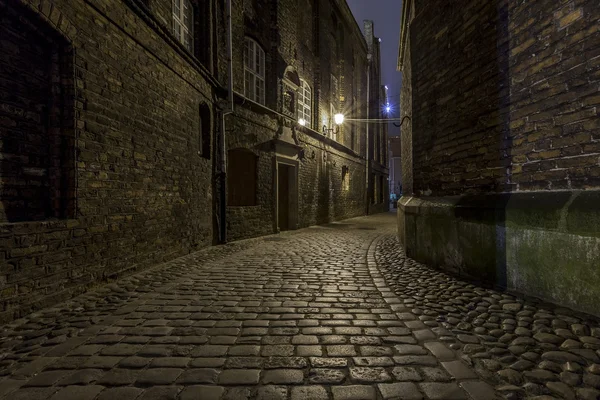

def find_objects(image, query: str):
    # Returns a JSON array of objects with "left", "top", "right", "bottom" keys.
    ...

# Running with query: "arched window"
[
  {"left": 298, "top": 79, "right": 312, "bottom": 128},
  {"left": 244, "top": 38, "right": 265, "bottom": 104},
  {"left": 172, "top": 0, "right": 194, "bottom": 52},
  {"left": 227, "top": 149, "right": 257, "bottom": 206}
]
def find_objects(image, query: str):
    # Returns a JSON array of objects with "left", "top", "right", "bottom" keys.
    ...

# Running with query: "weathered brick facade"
[
  {"left": 397, "top": 0, "right": 600, "bottom": 314},
  {"left": 0, "top": 0, "right": 387, "bottom": 321},
  {"left": 400, "top": 0, "right": 599, "bottom": 197},
  {"left": 0, "top": 0, "right": 217, "bottom": 321},
  {"left": 217, "top": 0, "right": 389, "bottom": 241}
]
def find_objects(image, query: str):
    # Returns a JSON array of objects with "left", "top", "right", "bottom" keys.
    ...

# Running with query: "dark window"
[
  {"left": 172, "top": 0, "right": 211, "bottom": 66},
  {"left": 0, "top": 2, "right": 75, "bottom": 223},
  {"left": 199, "top": 103, "right": 211, "bottom": 159},
  {"left": 379, "top": 175, "right": 384, "bottom": 203},
  {"left": 227, "top": 149, "right": 257, "bottom": 206}
]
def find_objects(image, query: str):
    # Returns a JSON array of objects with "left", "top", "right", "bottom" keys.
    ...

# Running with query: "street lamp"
[
  {"left": 298, "top": 118, "right": 306, "bottom": 126},
  {"left": 323, "top": 113, "right": 345, "bottom": 137}
]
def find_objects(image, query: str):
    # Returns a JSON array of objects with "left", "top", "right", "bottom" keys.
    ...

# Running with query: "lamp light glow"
[
  {"left": 298, "top": 118, "right": 306, "bottom": 126},
  {"left": 334, "top": 113, "right": 344, "bottom": 125}
]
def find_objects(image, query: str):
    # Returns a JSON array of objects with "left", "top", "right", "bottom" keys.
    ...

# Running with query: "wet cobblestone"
[
  {"left": 376, "top": 226, "right": 600, "bottom": 400},
  {"left": 4, "top": 212, "right": 589, "bottom": 399}
]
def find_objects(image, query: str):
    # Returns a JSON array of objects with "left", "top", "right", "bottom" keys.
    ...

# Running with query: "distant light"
[
  {"left": 298, "top": 118, "right": 306, "bottom": 126},
  {"left": 378, "top": 38, "right": 382, "bottom": 43},
  {"left": 385, "top": 85, "right": 388, "bottom": 90},
  {"left": 385, "top": 105, "right": 391, "bottom": 113},
  {"left": 334, "top": 113, "right": 344, "bottom": 125}
]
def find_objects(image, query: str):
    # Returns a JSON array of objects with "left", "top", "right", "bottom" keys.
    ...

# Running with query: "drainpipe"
[
  {"left": 220, "top": 0, "right": 234, "bottom": 244},
  {"left": 365, "top": 55, "right": 371, "bottom": 215}
]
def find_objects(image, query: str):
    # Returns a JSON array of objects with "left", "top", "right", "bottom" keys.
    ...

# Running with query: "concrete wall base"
[{"left": 398, "top": 191, "right": 600, "bottom": 317}]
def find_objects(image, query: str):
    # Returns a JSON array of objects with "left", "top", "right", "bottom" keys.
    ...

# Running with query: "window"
[
  {"left": 172, "top": 0, "right": 194, "bottom": 52},
  {"left": 1, "top": 3, "right": 75, "bottom": 223},
  {"left": 244, "top": 38, "right": 265, "bottom": 104},
  {"left": 227, "top": 149, "right": 257, "bottom": 206},
  {"left": 342, "top": 166, "right": 350, "bottom": 191},
  {"left": 298, "top": 80, "right": 312, "bottom": 128}
]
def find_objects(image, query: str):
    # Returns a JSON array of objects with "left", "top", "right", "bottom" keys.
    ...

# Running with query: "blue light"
[{"left": 385, "top": 105, "right": 391, "bottom": 113}]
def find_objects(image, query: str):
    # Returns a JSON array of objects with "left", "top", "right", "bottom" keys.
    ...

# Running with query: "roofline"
[
  {"left": 397, "top": 0, "right": 411, "bottom": 70},
  {"left": 336, "top": 0, "right": 368, "bottom": 53}
]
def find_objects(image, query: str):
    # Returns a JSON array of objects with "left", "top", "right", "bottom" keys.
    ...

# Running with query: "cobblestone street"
[{"left": 0, "top": 212, "right": 598, "bottom": 400}]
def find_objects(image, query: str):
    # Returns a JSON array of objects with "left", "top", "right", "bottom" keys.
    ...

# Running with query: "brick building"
[
  {"left": 397, "top": 0, "right": 600, "bottom": 315},
  {"left": 219, "top": 1, "right": 389, "bottom": 241},
  {"left": 0, "top": 0, "right": 387, "bottom": 321}
]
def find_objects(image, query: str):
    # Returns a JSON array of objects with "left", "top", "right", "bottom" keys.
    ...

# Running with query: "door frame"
[{"left": 274, "top": 156, "right": 299, "bottom": 232}]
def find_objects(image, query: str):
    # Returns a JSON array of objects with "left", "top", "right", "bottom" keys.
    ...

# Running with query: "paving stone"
[
  {"left": 58, "top": 369, "right": 105, "bottom": 385},
  {"left": 96, "top": 387, "right": 145, "bottom": 400},
  {"left": 310, "top": 357, "right": 348, "bottom": 368},
  {"left": 218, "top": 369, "right": 260, "bottom": 384},
  {"left": 460, "top": 381, "right": 498, "bottom": 400},
  {"left": 327, "top": 345, "right": 357, "bottom": 356},
  {"left": 254, "top": 385, "right": 287, "bottom": 400},
  {"left": 176, "top": 368, "right": 219, "bottom": 384},
  {"left": 419, "top": 383, "right": 468, "bottom": 400},
  {"left": 353, "top": 357, "right": 394, "bottom": 367},
  {"left": 309, "top": 368, "right": 346, "bottom": 384},
  {"left": 179, "top": 385, "right": 224, "bottom": 400},
  {"left": 262, "top": 369, "right": 304, "bottom": 384},
  {"left": 332, "top": 385, "right": 377, "bottom": 400},
  {"left": 49, "top": 385, "right": 105, "bottom": 400},
  {"left": 263, "top": 357, "right": 307, "bottom": 369},
  {"left": 136, "top": 368, "right": 183, "bottom": 385},
  {"left": 96, "top": 369, "right": 138, "bottom": 386},
  {"left": 393, "top": 356, "right": 438, "bottom": 366},
  {"left": 138, "top": 386, "right": 181, "bottom": 400},
  {"left": 291, "top": 386, "right": 328, "bottom": 400},
  {"left": 350, "top": 367, "right": 392, "bottom": 382},
  {"left": 24, "top": 370, "right": 71, "bottom": 387},
  {"left": 424, "top": 342, "right": 455, "bottom": 360},
  {"left": 378, "top": 382, "right": 423, "bottom": 399},
  {"left": 441, "top": 360, "right": 479, "bottom": 380}
]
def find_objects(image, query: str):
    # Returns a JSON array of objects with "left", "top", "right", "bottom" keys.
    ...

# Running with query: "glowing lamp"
[
  {"left": 298, "top": 118, "right": 306, "bottom": 126},
  {"left": 334, "top": 113, "right": 344, "bottom": 125}
]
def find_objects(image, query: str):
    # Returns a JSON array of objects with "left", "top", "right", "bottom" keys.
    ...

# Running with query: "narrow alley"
[{"left": 0, "top": 213, "right": 596, "bottom": 400}]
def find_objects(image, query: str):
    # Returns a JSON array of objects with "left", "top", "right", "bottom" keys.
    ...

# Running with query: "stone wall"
[
  {"left": 397, "top": 0, "right": 600, "bottom": 314},
  {"left": 0, "top": 0, "right": 216, "bottom": 322}
]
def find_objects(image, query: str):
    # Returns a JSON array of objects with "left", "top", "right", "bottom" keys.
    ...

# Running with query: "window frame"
[
  {"left": 172, "top": 0, "right": 194, "bottom": 53},
  {"left": 298, "top": 79, "right": 312, "bottom": 128},
  {"left": 244, "top": 38, "right": 266, "bottom": 105}
]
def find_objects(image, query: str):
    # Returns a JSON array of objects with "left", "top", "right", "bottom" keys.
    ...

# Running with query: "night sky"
[{"left": 347, "top": 0, "right": 402, "bottom": 136}]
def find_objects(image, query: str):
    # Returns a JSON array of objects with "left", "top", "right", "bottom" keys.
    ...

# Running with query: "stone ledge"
[
  {"left": 397, "top": 190, "right": 600, "bottom": 316},
  {"left": 399, "top": 190, "right": 600, "bottom": 238}
]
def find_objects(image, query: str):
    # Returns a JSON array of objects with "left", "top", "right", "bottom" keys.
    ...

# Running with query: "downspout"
[
  {"left": 365, "top": 55, "right": 371, "bottom": 215},
  {"left": 220, "top": 0, "right": 234, "bottom": 244}
]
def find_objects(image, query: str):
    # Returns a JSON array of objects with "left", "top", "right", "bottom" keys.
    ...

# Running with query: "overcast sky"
[{"left": 347, "top": 0, "right": 402, "bottom": 136}]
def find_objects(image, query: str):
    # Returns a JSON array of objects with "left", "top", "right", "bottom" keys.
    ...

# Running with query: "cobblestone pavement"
[
  {"left": 377, "top": 220, "right": 600, "bottom": 400},
  {"left": 0, "top": 212, "right": 596, "bottom": 399}
]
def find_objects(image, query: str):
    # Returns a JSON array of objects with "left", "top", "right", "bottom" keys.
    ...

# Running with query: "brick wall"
[
  {"left": 0, "top": 0, "right": 216, "bottom": 321},
  {"left": 403, "top": 0, "right": 599, "bottom": 196},
  {"left": 508, "top": 0, "right": 600, "bottom": 191},
  {"left": 218, "top": 0, "right": 384, "bottom": 238}
]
